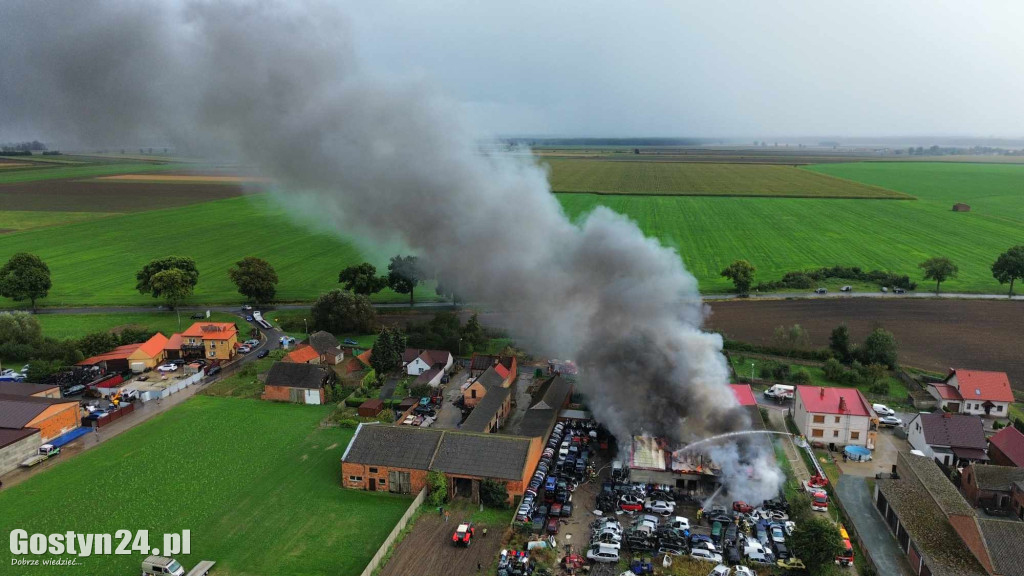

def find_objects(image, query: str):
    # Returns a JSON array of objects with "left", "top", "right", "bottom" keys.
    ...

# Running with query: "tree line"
[{"left": 720, "top": 245, "right": 1024, "bottom": 296}]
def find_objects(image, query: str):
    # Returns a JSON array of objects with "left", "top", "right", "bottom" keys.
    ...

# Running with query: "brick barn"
[
  {"left": 260, "top": 362, "right": 331, "bottom": 405},
  {"left": 341, "top": 424, "right": 542, "bottom": 504}
]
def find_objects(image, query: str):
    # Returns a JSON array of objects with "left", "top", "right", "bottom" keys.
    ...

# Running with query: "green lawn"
[
  {"left": 0, "top": 194, "right": 436, "bottom": 307},
  {"left": 0, "top": 210, "right": 113, "bottom": 231},
  {"left": 728, "top": 353, "right": 907, "bottom": 403},
  {"left": 202, "top": 348, "right": 287, "bottom": 398},
  {"left": 36, "top": 311, "right": 243, "bottom": 340},
  {"left": 544, "top": 159, "right": 908, "bottom": 198},
  {"left": 558, "top": 162, "right": 1024, "bottom": 293},
  {"left": 0, "top": 396, "right": 410, "bottom": 575}
]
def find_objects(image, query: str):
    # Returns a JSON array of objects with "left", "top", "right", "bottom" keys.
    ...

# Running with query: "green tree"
[
  {"left": 829, "top": 324, "right": 852, "bottom": 363},
  {"left": 789, "top": 517, "right": 843, "bottom": 573},
  {"left": 148, "top": 269, "right": 195, "bottom": 309},
  {"left": 918, "top": 256, "right": 958, "bottom": 294},
  {"left": 370, "top": 327, "right": 406, "bottom": 376},
  {"left": 720, "top": 259, "right": 756, "bottom": 295},
  {"left": 991, "top": 245, "right": 1024, "bottom": 297},
  {"left": 338, "top": 262, "right": 386, "bottom": 296},
  {"left": 426, "top": 470, "right": 449, "bottom": 507},
  {"left": 77, "top": 331, "right": 120, "bottom": 358},
  {"left": 0, "top": 253, "right": 52, "bottom": 311},
  {"left": 480, "top": 479, "right": 510, "bottom": 508},
  {"left": 310, "top": 289, "right": 378, "bottom": 334},
  {"left": 823, "top": 357, "right": 845, "bottom": 382},
  {"left": 461, "top": 313, "right": 488, "bottom": 354},
  {"left": 228, "top": 256, "right": 279, "bottom": 304},
  {"left": 387, "top": 255, "right": 421, "bottom": 306},
  {"left": 25, "top": 359, "right": 64, "bottom": 383},
  {"left": 860, "top": 328, "right": 898, "bottom": 369},
  {"left": 773, "top": 324, "right": 808, "bottom": 352},
  {"left": 136, "top": 256, "right": 199, "bottom": 307}
]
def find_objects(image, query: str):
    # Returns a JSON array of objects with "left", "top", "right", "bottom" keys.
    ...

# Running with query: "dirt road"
[{"left": 379, "top": 510, "right": 504, "bottom": 576}]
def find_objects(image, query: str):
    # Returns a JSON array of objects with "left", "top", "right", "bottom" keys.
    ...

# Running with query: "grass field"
[
  {"left": 0, "top": 194, "right": 435, "bottom": 307},
  {"left": 0, "top": 210, "right": 113, "bottom": 231},
  {"left": 544, "top": 159, "right": 909, "bottom": 198},
  {"left": 0, "top": 162, "right": 180, "bottom": 183},
  {"left": 35, "top": 311, "right": 244, "bottom": 340},
  {"left": 203, "top": 348, "right": 287, "bottom": 398},
  {"left": 0, "top": 396, "right": 410, "bottom": 575},
  {"left": 558, "top": 161, "right": 1024, "bottom": 292}
]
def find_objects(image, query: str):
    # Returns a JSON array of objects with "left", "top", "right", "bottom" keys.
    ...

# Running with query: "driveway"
[
  {"left": 434, "top": 372, "right": 469, "bottom": 429},
  {"left": 836, "top": 428, "right": 909, "bottom": 478},
  {"left": 835, "top": 476, "right": 914, "bottom": 576}
]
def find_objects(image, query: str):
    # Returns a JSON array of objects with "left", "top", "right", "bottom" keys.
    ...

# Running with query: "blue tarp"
[{"left": 49, "top": 427, "right": 91, "bottom": 448}]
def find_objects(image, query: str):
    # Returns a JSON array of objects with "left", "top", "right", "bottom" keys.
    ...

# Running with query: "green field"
[
  {"left": 544, "top": 159, "right": 909, "bottom": 198},
  {"left": 0, "top": 194, "right": 436, "bottom": 307},
  {"left": 0, "top": 210, "right": 113, "bottom": 231},
  {"left": 35, "top": 311, "right": 244, "bottom": 340},
  {"left": 0, "top": 162, "right": 181, "bottom": 183},
  {"left": 0, "top": 396, "right": 410, "bottom": 575},
  {"left": 558, "top": 162, "right": 1024, "bottom": 293}
]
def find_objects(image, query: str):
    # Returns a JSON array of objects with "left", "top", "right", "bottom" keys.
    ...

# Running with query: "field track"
[{"left": 705, "top": 298, "right": 1024, "bottom": 392}]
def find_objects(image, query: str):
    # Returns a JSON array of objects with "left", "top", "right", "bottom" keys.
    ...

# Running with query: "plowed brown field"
[{"left": 0, "top": 179, "right": 247, "bottom": 212}]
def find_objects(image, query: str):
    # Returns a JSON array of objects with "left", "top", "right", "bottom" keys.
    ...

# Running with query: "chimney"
[
  {"left": 819, "top": 387, "right": 825, "bottom": 399},
  {"left": 943, "top": 412, "right": 953, "bottom": 418},
  {"left": 838, "top": 397, "right": 848, "bottom": 413}
]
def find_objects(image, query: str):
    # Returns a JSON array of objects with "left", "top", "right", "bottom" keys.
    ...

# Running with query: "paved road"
[{"left": 835, "top": 476, "right": 914, "bottom": 576}]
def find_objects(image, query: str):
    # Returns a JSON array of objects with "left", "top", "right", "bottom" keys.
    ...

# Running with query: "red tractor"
[{"left": 451, "top": 523, "right": 475, "bottom": 546}]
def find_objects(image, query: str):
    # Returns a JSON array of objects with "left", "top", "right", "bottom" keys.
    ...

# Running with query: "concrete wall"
[
  {"left": 0, "top": 430, "right": 41, "bottom": 476},
  {"left": 357, "top": 488, "right": 426, "bottom": 576}
]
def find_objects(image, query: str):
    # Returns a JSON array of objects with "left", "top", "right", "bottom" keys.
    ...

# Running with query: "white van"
[
  {"left": 872, "top": 403, "right": 895, "bottom": 417},
  {"left": 764, "top": 384, "right": 795, "bottom": 399},
  {"left": 141, "top": 556, "right": 185, "bottom": 576},
  {"left": 587, "top": 542, "right": 620, "bottom": 563}
]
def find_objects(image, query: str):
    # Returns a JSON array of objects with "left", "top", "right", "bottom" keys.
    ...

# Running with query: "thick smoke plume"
[{"left": 0, "top": 0, "right": 780, "bottom": 502}]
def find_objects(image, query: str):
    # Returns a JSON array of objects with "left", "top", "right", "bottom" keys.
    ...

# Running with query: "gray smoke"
[{"left": 0, "top": 0, "right": 781, "bottom": 503}]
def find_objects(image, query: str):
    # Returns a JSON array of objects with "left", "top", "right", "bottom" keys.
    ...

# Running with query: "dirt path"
[
  {"left": 765, "top": 408, "right": 810, "bottom": 482},
  {"left": 379, "top": 511, "right": 504, "bottom": 576}
]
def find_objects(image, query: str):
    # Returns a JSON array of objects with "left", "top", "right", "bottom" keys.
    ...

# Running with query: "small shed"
[
  {"left": 358, "top": 399, "right": 385, "bottom": 417},
  {"left": 953, "top": 203, "right": 971, "bottom": 212}
]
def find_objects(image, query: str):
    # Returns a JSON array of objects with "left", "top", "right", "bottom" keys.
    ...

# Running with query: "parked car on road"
[
  {"left": 840, "top": 285, "right": 852, "bottom": 292},
  {"left": 245, "top": 315, "right": 254, "bottom": 322},
  {"left": 879, "top": 415, "right": 903, "bottom": 427},
  {"left": 190, "top": 313, "right": 205, "bottom": 319},
  {"left": 256, "top": 350, "right": 269, "bottom": 359},
  {"left": 893, "top": 287, "right": 906, "bottom": 294},
  {"left": 156, "top": 364, "right": 178, "bottom": 372},
  {"left": 814, "top": 288, "right": 827, "bottom": 294},
  {"left": 241, "top": 305, "right": 253, "bottom": 311},
  {"left": 238, "top": 345, "right": 251, "bottom": 354},
  {"left": 872, "top": 403, "right": 895, "bottom": 417},
  {"left": 207, "top": 366, "right": 222, "bottom": 376}
]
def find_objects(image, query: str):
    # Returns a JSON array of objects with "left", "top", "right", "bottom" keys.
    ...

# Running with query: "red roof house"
[
  {"left": 989, "top": 426, "right": 1024, "bottom": 468},
  {"left": 944, "top": 369, "right": 1014, "bottom": 417},
  {"left": 796, "top": 386, "right": 873, "bottom": 417},
  {"left": 794, "top": 386, "right": 875, "bottom": 448},
  {"left": 285, "top": 345, "right": 321, "bottom": 365}
]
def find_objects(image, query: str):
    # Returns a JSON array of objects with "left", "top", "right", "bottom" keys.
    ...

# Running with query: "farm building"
[
  {"left": 988, "top": 426, "right": 1024, "bottom": 468},
  {"left": 413, "top": 368, "right": 443, "bottom": 387},
  {"left": 513, "top": 375, "right": 574, "bottom": 439},
  {"left": 793, "top": 386, "right": 876, "bottom": 449},
  {"left": 961, "top": 463, "right": 1024, "bottom": 510},
  {"left": 309, "top": 331, "right": 345, "bottom": 365},
  {"left": 77, "top": 343, "right": 143, "bottom": 372},
  {"left": 284, "top": 345, "right": 320, "bottom": 364},
  {"left": 163, "top": 333, "right": 184, "bottom": 361},
  {"left": 928, "top": 369, "right": 1014, "bottom": 417},
  {"left": 461, "top": 385, "right": 512, "bottom": 433},
  {"left": 953, "top": 203, "right": 971, "bottom": 212},
  {"left": 0, "top": 427, "right": 41, "bottom": 476},
  {"left": 260, "top": 362, "right": 331, "bottom": 405},
  {"left": 0, "top": 382, "right": 60, "bottom": 398},
  {"left": 0, "top": 393, "right": 81, "bottom": 442},
  {"left": 181, "top": 322, "right": 238, "bottom": 360},
  {"left": 402, "top": 348, "right": 453, "bottom": 376},
  {"left": 462, "top": 362, "right": 516, "bottom": 409},
  {"left": 357, "top": 399, "right": 385, "bottom": 417},
  {"left": 341, "top": 425, "right": 542, "bottom": 504},
  {"left": 874, "top": 452, "right": 1024, "bottom": 576},
  {"left": 469, "top": 353, "right": 517, "bottom": 379},
  {"left": 126, "top": 333, "right": 168, "bottom": 371},
  {"left": 906, "top": 412, "right": 988, "bottom": 467}
]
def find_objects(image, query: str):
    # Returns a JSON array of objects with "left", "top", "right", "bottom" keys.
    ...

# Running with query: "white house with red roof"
[
  {"left": 401, "top": 349, "right": 453, "bottom": 376},
  {"left": 928, "top": 369, "right": 1014, "bottom": 418},
  {"left": 794, "top": 386, "right": 877, "bottom": 449}
]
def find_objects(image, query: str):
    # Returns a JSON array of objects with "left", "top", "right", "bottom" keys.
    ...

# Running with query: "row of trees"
[
  {"left": 720, "top": 245, "right": 1024, "bottom": 296},
  {"left": 338, "top": 255, "right": 425, "bottom": 306}
]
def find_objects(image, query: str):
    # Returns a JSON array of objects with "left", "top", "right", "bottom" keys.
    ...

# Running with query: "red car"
[
  {"left": 451, "top": 523, "right": 474, "bottom": 546},
  {"left": 545, "top": 517, "right": 560, "bottom": 535},
  {"left": 618, "top": 495, "right": 643, "bottom": 513},
  {"left": 733, "top": 500, "right": 753, "bottom": 514}
]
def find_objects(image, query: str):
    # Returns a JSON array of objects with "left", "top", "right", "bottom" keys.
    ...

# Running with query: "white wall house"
[
  {"left": 794, "top": 386, "right": 876, "bottom": 449},
  {"left": 936, "top": 369, "right": 1014, "bottom": 418},
  {"left": 906, "top": 412, "right": 988, "bottom": 467}
]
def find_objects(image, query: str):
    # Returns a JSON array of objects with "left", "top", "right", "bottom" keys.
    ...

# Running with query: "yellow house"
[
  {"left": 126, "top": 333, "right": 169, "bottom": 370},
  {"left": 181, "top": 322, "right": 238, "bottom": 360}
]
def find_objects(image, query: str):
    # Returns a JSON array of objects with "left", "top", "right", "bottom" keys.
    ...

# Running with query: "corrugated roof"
[
  {"left": 979, "top": 519, "right": 1024, "bottom": 576},
  {"left": 989, "top": 426, "right": 1024, "bottom": 468},
  {"left": 0, "top": 394, "right": 77, "bottom": 429},
  {"left": 430, "top": 432, "right": 531, "bottom": 480},
  {"left": 0, "top": 382, "right": 60, "bottom": 397},
  {"left": 263, "top": 362, "right": 328, "bottom": 390},
  {"left": 0, "top": 427, "right": 39, "bottom": 449},
  {"left": 342, "top": 425, "right": 443, "bottom": 470},
  {"left": 77, "top": 343, "right": 141, "bottom": 365},
  {"left": 461, "top": 386, "right": 511, "bottom": 432},
  {"left": 948, "top": 369, "right": 1014, "bottom": 403}
]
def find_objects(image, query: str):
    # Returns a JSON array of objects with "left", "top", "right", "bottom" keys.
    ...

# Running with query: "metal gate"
[{"left": 389, "top": 471, "right": 412, "bottom": 494}]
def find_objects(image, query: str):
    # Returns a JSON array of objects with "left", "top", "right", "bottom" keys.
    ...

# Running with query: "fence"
[
  {"left": 358, "top": 487, "right": 427, "bottom": 576},
  {"left": 93, "top": 403, "right": 136, "bottom": 428}
]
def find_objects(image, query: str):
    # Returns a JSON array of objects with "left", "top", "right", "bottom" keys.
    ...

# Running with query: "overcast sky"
[{"left": 336, "top": 1, "right": 1024, "bottom": 138}]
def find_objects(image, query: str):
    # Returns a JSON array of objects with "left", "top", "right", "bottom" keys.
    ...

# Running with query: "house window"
[
  {"left": 995, "top": 405, "right": 1003, "bottom": 413},
  {"left": 834, "top": 416, "right": 841, "bottom": 423},
  {"left": 851, "top": 431, "right": 860, "bottom": 440},
  {"left": 471, "top": 390, "right": 477, "bottom": 398},
  {"left": 369, "top": 467, "right": 378, "bottom": 473},
  {"left": 812, "top": 429, "right": 824, "bottom": 438},
  {"left": 349, "top": 476, "right": 362, "bottom": 482},
  {"left": 833, "top": 430, "right": 839, "bottom": 438},
  {"left": 379, "top": 478, "right": 386, "bottom": 485},
  {"left": 813, "top": 415, "right": 825, "bottom": 424}
]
